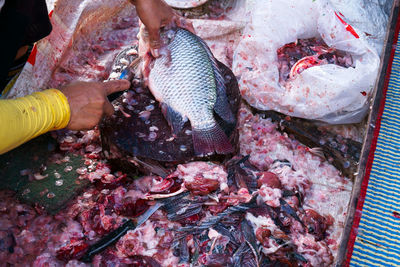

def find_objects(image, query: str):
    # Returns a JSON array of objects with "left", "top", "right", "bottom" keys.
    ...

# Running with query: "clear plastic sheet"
[{"left": 232, "top": 0, "right": 383, "bottom": 124}]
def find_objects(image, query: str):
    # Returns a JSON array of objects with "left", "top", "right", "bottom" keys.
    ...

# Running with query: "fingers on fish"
[{"left": 192, "top": 124, "right": 234, "bottom": 156}]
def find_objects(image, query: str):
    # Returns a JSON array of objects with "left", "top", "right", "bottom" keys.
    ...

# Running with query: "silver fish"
[{"left": 147, "top": 28, "right": 235, "bottom": 156}]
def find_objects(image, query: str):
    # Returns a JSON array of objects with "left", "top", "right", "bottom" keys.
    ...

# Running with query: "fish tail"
[{"left": 192, "top": 124, "right": 234, "bottom": 156}]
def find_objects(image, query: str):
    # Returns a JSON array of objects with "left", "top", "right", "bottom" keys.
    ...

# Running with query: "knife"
[{"left": 80, "top": 201, "right": 163, "bottom": 262}]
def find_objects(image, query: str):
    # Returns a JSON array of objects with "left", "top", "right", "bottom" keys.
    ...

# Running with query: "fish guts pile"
[
  {"left": 0, "top": 105, "right": 351, "bottom": 266},
  {"left": 0, "top": 2, "right": 353, "bottom": 267}
]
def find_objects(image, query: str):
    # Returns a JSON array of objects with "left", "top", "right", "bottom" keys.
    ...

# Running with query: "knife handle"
[{"left": 80, "top": 220, "right": 135, "bottom": 262}]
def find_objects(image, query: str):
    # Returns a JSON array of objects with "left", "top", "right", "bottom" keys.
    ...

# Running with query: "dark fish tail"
[{"left": 192, "top": 123, "right": 233, "bottom": 156}]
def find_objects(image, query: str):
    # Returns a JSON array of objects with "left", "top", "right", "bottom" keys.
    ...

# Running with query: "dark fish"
[{"left": 246, "top": 106, "right": 361, "bottom": 179}]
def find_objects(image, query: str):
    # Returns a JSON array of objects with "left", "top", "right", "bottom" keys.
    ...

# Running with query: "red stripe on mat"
[{"left": 344, "top": 13, "right": 400, "bottom": 266}]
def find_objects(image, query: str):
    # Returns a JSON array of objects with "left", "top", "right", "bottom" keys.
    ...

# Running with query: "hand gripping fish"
[{"left": 142, "top": 28, "right": 235, "bottom": 156}]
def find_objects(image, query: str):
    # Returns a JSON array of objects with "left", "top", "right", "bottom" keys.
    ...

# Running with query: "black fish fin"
[
  {"left": 161, "top": 103, "right": 186, "bottom": 135},
  {"left": 212, "top": 61, "right": 235, "bottom": 124},
  {"left": 192, "top": 124, "right": 233, "bottom": 156},
  {"left": 186, "top": 29, "right": 235, "bottom": 124},
  {"left": 132, "top": 157, "right": 168, "bottom": 178},
  {"left": 214, "top": 85, "right": 236, "bottom": 124}
]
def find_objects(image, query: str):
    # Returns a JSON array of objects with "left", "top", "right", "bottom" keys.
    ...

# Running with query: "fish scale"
[{"left": 148, "top": 28, "right": 234, "bottom": 155}]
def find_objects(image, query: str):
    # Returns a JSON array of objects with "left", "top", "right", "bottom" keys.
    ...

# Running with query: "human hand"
[
  {"left": 131, "top": 0, "right": 194, "bottom": 57},
  {"left": 60, "top": 80, "right": 130, "bottom": 130}
]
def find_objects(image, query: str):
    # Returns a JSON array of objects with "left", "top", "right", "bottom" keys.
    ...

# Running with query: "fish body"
[{"left": 148, "top": 28, "right": 235, "bottom": 156}]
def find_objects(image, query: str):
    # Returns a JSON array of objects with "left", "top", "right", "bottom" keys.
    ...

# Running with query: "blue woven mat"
[{"left": 349, "top": 31, "right": 400, "bottom": 266}]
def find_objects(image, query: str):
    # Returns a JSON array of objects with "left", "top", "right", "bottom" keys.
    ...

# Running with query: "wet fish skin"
[{"left": 148, "top": 28, "right": 235, "bottom": 156}]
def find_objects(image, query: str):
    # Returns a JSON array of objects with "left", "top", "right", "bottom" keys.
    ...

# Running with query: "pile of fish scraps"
[
  {"left": 0, "top": 12, "right": 358, "bottom": 267},
  {"left": 0, "top": 103, "right": 352, "bottom": 266}
]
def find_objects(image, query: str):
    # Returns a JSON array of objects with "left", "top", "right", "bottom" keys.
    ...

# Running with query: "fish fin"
[
  {"left": 161, "top": 103, "right": 186, "bottom": 135},
  {"left": 308, "top": 147, "right": 326, "bottom": 160},
  {"left": 132, "top": 157, "right": 168, "bottom": 178},
  {"left": 212, "top": 70, "right": 235, "bottom": 124},
  {"left": 192, "top": 124, "right": 234, "bottom": 156},
  {"left": 214, "top": 85, "right": 236, "bottom": 124},
  {"left": 212, "top": 59, "right": 235, "bottom": 124},
  {"left": 186, "top": 29, "right": 235, "bottom": 124}
]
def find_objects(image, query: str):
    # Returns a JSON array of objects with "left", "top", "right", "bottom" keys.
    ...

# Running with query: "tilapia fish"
[{"left": 146, "top": 28, "right": 235, "bottom": 156}]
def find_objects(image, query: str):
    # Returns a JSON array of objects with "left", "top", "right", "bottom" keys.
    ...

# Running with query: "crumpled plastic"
[
  {"left": 5, "top": 0, "right": 390, "bottom": 126},
  {"left": 329, "top": 0, "right": 393, "bottom": 54},
  {"left": 232, "top": 0, "right": 383, "bottom": 124},
  {"left": 5, "top": 0, "right": 133, "bottom": 99}
]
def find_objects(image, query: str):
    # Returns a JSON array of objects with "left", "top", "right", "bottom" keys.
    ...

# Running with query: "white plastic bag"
[
  {"left": 329, "top": 0, "right": 392, "bottom": 54},
  {"left": 232, "top": 0, "right": 381, "bottom": 124}
]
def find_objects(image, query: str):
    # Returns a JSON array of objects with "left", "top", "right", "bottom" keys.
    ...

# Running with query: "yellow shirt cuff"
[{"left": 0, "top": 89, "right": 71, "bottom": 154}]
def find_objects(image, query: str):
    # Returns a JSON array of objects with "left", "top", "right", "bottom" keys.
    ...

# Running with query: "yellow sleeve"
[{"left": 0, "top": 89, "right": 71, "bottom": 154}]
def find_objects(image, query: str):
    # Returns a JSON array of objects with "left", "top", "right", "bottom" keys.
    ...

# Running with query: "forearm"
[{"left": 0, "top": 89, "right": 70, "bottom": 154}]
